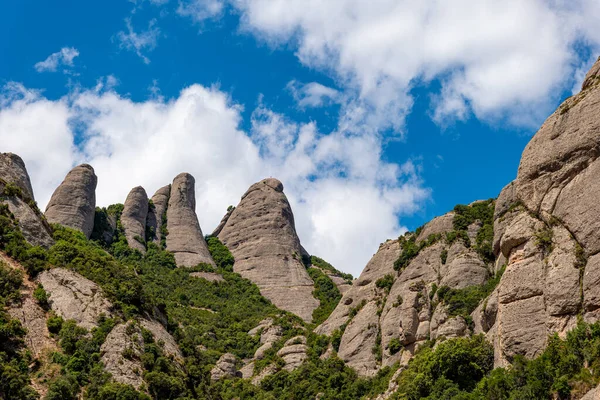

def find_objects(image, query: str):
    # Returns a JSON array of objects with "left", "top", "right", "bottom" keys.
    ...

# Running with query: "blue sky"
[{"left": 1, "top": 0, "right": 599, "bottom": 276}]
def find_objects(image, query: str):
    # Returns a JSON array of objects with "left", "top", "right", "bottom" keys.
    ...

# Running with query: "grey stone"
[
  {"left": 166, "top": 173, "right": 214, "bottom": 267},
  {"left": 45, "top": 164, "right": 97, "bottom": 238},
  {"left": 121, "top": 186, "right": 149, "bottom": 253},
  {"left": 0, "top": 153, "right": 34, "bottom": 200},
  {"left": 217, "top": 178, "right": 318, "bottom": 322}
]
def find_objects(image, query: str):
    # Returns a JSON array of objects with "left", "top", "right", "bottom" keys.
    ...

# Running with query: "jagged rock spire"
[
  {"left": 166, "top": 173, "right": 214, "bottom": 266},
  {"left": 217, "top": 178, "right": 318, "bottom": 322},
  {"left": 45, "top": 164, "right": 97, "bottom": 238}
]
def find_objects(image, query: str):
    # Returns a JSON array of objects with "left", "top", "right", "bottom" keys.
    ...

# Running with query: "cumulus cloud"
[
  {"left": 34, "top": 47, "right": 80, "bottom": 73},
  {"left": 0, "top": 82, "right": 428, "bottom": 276},
  {"left": 116, "top": 18, "right": 161, "bottom": 64},
  {"left": 233, "top": 0, "right": 600, "bottom": 128}
]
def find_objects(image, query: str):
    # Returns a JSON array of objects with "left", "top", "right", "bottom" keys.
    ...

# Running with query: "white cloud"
[
  {"left": 34, "top": 47, "right": 80, "bottom": 73},
  {"left": 0, "top": 82, "right": 428, "bottom": 277},
  {"left": 177, "top": 0, "right": 225, "bottom": 24},
  {"left": 287, "top": 81, "right": 340, "bottom": 108},
  {"left": 233, "top": 0, "right": 600, "bottom": 128},
  {"left": 116, "top": 18, "right": 161, "bottom": 64}
]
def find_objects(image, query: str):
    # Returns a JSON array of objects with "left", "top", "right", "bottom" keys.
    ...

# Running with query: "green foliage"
[
  {"left": 310, "top": 256, "right": 353, "bottom": 283},
  {"left": 394, "top": 233, "right": 442, "bottom": 272},
  {"left": 440, "top": 249, "right": 448, "bottom": 265},
  {"left": 535, "top": 226, "right": 554, "bottom": 254},
  {"left": 307, "top": 267, "right": 342, "bottom": 326},
  {"left": 206, "top": 236, "right": 235, "bottom": 272},
  {"left": 49, "top": 225, "right": 147, "bottom": 317},
  {"left": 375, "top": 274, "right": 394, "bottom": 293},
  {"left": 451, "top": 200, "right": 495, "bottom": 263},
  {"left": 33, "top": 283, "right": 49, "bottom": 309},
  {"left": 3, "top": 182, "right": 23, "bottom": 197},
  {"left": 47, "top": 313, "right": 64, "bottom": 334},
  {"left": 392, "top": 335, "right": 494, "bottom": 399},
  {"left": 0, "top": 260, "right": 22, "bottom": 304},
  {"left": 437, "top": 265, "right": 505, "bottom": 325},
  {"left": 388, "top": 337, "right": 402, "bottom": 355}
]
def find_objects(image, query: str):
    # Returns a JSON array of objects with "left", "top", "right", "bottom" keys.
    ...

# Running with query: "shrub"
[
  {"left": 47, "top": 313, "right": 64, "bottom": 334},
  {"left": 307, "top": 267, "right": 342, "bottom": 325},
  {"left": 375, "top": 274, "right": 394, "bottom": 293},
  {"left": 388, "top": 338, "right": 402, "bottom": 355},
  {"left": 33, "top": 284, "right": 49, "bottom": 308}
]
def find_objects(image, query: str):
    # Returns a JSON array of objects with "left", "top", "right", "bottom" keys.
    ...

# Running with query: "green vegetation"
[
  {"left": 388, "top": 320, "right": 600, "bottom": 399},
  {"left": 535, "top": 226, "right": 554, "bottom": 254},
  {"left": 436, "top": 266, "right": 505, "bottom": 327},
  {"left": 388, "top": 338, "right": 402, "bottom": 355},
  {"left": 310, "top": 256, "right": 353, "bottom": 283},
  {"left": 307, "top": 267, "right": 342, "bottom": 326},
  {"left": 375, "top": 274, "right": 394, "bottom": 293},
  {"left": 394, "top": 233, "right": 442, "bottom": 272},
  {"left": 206, "top": 235, "right": 235, "bottom": 271},
  {"left": 451, "top": 200, "right": 495, "bottom": 263}
]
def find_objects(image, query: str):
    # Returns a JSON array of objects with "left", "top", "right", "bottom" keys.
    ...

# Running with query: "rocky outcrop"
[
  {"left": 166, "top": 173, "right": 214, "bottom": 267},
  {"left": 38, "top": 268, "right": 113, "bottom": 330},
  {"left": 319, "top": 207, "right": 493, "bottom": 376},
  {"left": 249, "top": 318, "right": 283, "bottom": 360},
  {"left": 277, "top": 336, "right": 308, "bottom": 371},
  {"left": 211, "top": 353, "right": 241, "bottom": 381},
  {"left": 45, "top": 164, "right": 97, "bottom": 238},
  {"left": 217, "top": 178, "right": 318, "bottom": 322},
  {"left": 468, "top": 58, "right": 600, "bottom": 368},
  {"left": 146, "top": 185, "right": 170, "bottom": 246},
  {"left": 0, "top": 154, "right": 53, "bottom": 248},
  {"left": 211, "top": 206, "right": 234, "bottom": 237},
  {"left": 316, "top": 240, "right": 400, "bottom": 336},
  {"left": 121, "top": 186, "right": 149, "bottom": 253},
  {"left": 0, "top": 153, "right": 35, "bottom": 200},
  {"left": 101, "top": 319, "right": 183, "bottom": 389}
]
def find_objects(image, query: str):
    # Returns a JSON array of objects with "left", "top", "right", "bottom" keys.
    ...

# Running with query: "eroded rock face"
[
  {"left": 101, "top": 319, "right": 183, "bottom": 389},
  {"left": 319, "top": 208, "right": 492, "bottom": 376},
  {"left": 121, "top": 186, "right": 149, "bottom": 253},
  {"left": 147, "top": 185, "right": 170, "bottom": 246},
  {"left": 211, "top": 353, "right": 241, "bottom": 381},
  {"left": 38, "top": 268, "right": 113, "bottom": 330},
  {"left": 471, "top": 58, "right": 600, "bottom": 367},
  {"left": 166, "top": 173, "right": 214, "bottom": 267},
  {"left": 277, "top": 336, "right": 308, "bottom": 371},
  {"left": 45, "top": 164, "right": 97, "bottom": 238},
  {"left": 0, "top": 153, "right": 35, "bottom": 200},
  {"left": 0, "top": 154, "right": 53, "bottom": 248},
  {"left": 217, "top": 178, "right": 318, "bottom": 322}
]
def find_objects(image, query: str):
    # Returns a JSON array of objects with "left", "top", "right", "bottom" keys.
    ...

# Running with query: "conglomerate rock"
[
  {"left": 217, "top": 178, "right": 318, "bottom": 322},
  {"left": 121, "top": 186, "right": 149, "bottom": 253},
  {"left": 45, "top": 164, "right": 97, "bottom": 238}
]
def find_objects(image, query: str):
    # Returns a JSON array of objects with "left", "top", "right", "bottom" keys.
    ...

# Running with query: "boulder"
[
  {"left": 166, "top": 173, "right": 214, "bottom": 267},
  {"left": 217, "top": 178, "right": 318, "bottom": 322},
  {"left": 38, "top": 268, "right": 113, "bottom": 330},
  {"left": 277, "top": 336, "right": 308, "bottom": 371},
  {"left": 211, "top": 353, "right": 241, "bottom": 381},
  {"left": 146, "top": 185, "right": 170, "bottom": 246},
  {"left": 0, "top": 153, "right": 35, "bottom": 200},
  {"left": 189, "top": 271, "right": 225, "bottom": 282},
  {"left": 121, "top": 186, "right": 149, "bottom": 253},
  {"left": 45, "top": 164, "right": 97, "bottom": 238}
]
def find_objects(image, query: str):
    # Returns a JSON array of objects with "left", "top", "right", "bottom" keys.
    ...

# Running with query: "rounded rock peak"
[
  {"left": 128, "top": 186, "right": 148, "bottom": 195},
  {"left": 261, "top": 178, "right": 284, "bottom": 192},
  {"left": 173, "top": 172, "right": 195, "bottom": 183},
  {"left": 2, "top": 152, "right": 26, "bottom": 166},
  {"left": 74, "top": 164, "right": 95, "bottom": 173}
]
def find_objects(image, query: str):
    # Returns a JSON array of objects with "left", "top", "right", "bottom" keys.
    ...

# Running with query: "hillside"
[{"left": 0, "top": 56, "right": 600, "bottom": 399}]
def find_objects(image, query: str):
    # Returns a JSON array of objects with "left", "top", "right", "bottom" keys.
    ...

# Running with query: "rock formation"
[
  {"left": 0, "top": 153, "right": 54, "bottom": 248},
  {"left": 38, "top": 268, "right": 113, "bottom": 330},
  {"left": 0, "top": 153, "right": 35, "bottom": 200},
  {"left": 45, "top": 164, "right": 97, "bottom": 238},
  {"left": 146, "top": 185, "right": 170, "bottom": 246},
  {"left": 317, "top": 207, "right": 492, "bottom": 376},
  {"left": 101, "top": 319, "right": 183, "bottom": 389},
  {"left": 277, "top": 336, "right": 308, "bottom": 371},
  {"left": 211, "top": 353, "right": 241, "bottom": 381},
  {"left": 166, "top": 173, "right": 214, "bottom": 267},
  {"left": 217, "top": 178, "right": 318, "bottom": 322},
  {"left": 121, "top": 186, "right": 149, "bottom": 253},
  {"left": 470, "top": 56, "right": 600, "bottom": 367}
]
